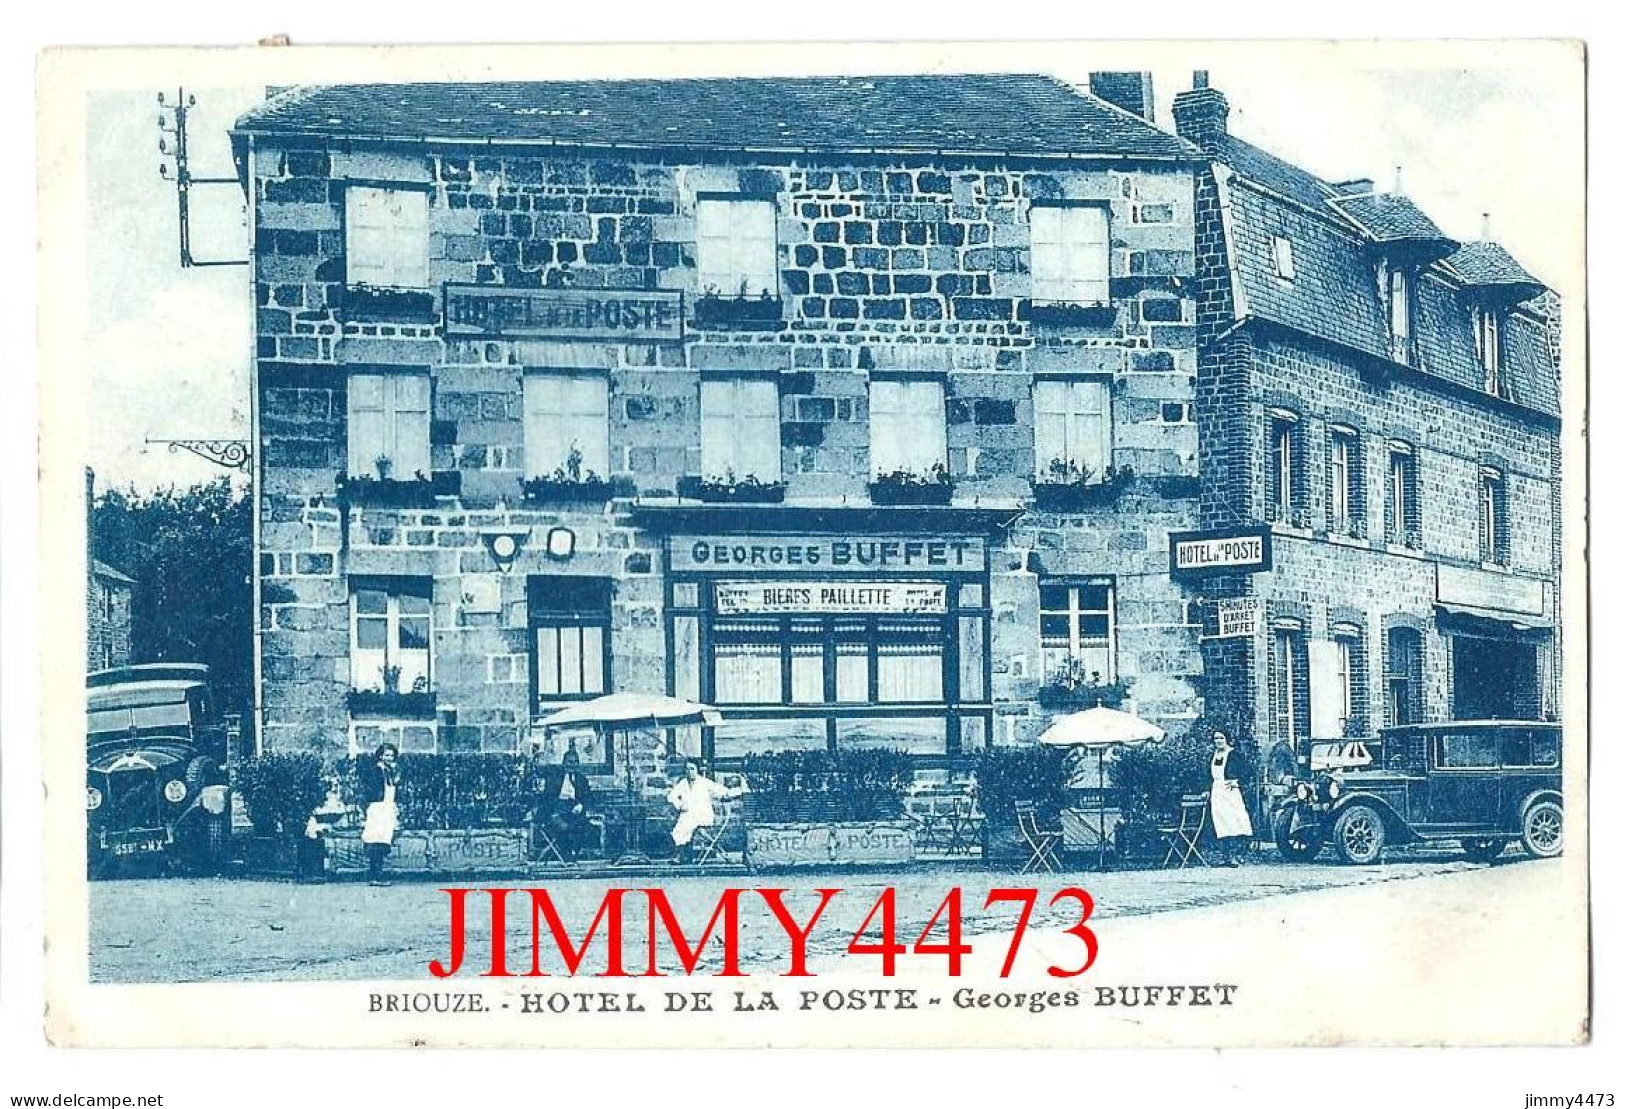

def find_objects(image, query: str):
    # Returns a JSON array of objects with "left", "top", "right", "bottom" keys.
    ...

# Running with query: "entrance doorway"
[{"left": 1451, "top": 635, "right": 1538, "bottom": 719}]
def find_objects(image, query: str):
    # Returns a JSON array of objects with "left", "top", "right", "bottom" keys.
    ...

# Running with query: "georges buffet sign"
[
  {"left": 444, "top": 284, "right": 684, "bottom": 342},
  {"left": 670, "top": 535, "right": 987, "bottom": 574}
]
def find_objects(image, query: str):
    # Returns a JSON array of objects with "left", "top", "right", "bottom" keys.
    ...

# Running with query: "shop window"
[
  {"left": 529, "top": 577, "right": 611, "bottom": 706},
  {"left": 1034, "top": 379, "right": 1112, "bottom": 482},
  {"left": 700, "top": 377, "right": 781, "bottom": 482},
  {"left": 1476, "top": 308, "right": 1504, "bottom": 397},
  {"left": 344, "top": 186, "right": 429, "bottom": 289},
  {"left": 870, "top": 378, "right": 946, "bottom": 477},
  {"left": 1387, "top": 266, "right": 1412, "bottom": 364},
  {"left": 1479, "top": 467, "right": 1510, "bottom": 565},
  {"left": 1385, "top": 626, "right": 1423, "bottom": 727},
  {"left": 1272, "top": 236, "right": 1296, "bottom": 280},
  {"left": 1271, "top": 621, "right": 1309, "bottom": 749},
  {"left": 1327, "top": 426, "right": 1365, "bottom": 535},
  {"left": 709, "top": 614, "right": 947, "bottom": 709},
  {"left": 877, "top": 622, "right": 945, "bottom": 702},
  {"left": 1266, "top": 409, "right": 1304, "bottom": 525},
  {"left": 348, "top": 373, "right": 430, "bottom": 478},
  {"left": 696, "top": 196, "right": 778, "bottom": 299},
  {"left": 523, "top": 373, "right": 609, "bottom": 479},
  {"left": 350, "top": 579, "right": 433, "bottom": 694},
  {"left": 1029, "top": 203, "right": 1110, "bottom": 305},
  {"left": 1039, "top": 578, "right": 1115, "bottom": 682},
  {"left": 1386, "top": 442, "right": 1419, "bottom": 545}
]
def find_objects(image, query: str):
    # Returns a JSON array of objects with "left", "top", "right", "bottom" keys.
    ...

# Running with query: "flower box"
[
  {"left": 346, "top": 690, "right": 438, "bottom": 718},
  {"left": 869, "top": 465, "right": 954, "bottom": 506},
  {"left": 325, "top": 827, "right": 529, "bottom": 876},
  {"left": 338, "top": 285, "right": 437, "bottom": 322},
  {"left": 676, "top": 475, "right": 787, "bottom": 503},
  {"left": 693, "top": 295, "right": 784, "bottom": 330},
  {"left": 1024, "top": 301, "right": 1118, "bottom": 328},
  {"left": 520, "top": 474, "right": 629, "bottom": 505},
  {"left": 744, "top": 822, "right": 916, "bottom": 869},
  {"left": 335, "top": 472, "right": 440, "bottom": 509}
]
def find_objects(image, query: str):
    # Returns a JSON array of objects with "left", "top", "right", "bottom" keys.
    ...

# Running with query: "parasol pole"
[{"left": 1099, "top": 746, "right": 1108, "bottom": 871}]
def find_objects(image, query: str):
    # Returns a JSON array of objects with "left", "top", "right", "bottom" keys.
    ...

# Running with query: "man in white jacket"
[{"left": 666, "top": 760, "right": 744, "bottom": 863}]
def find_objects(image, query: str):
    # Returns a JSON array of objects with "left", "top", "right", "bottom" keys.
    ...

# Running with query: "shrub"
[
  {"left": 974, "top": 744, "right": 1071, "bottom": 823},
  {"left": 869, "top": 463, "right": 953, "bottom": 506},
  {"left": 740, "top": 748, "right": 914, "bottom": 823},
  {"left": 338, "top": 753, "right": 542, "bottom": 830},
  {"left": 1111, "top": 715, "right": 1260, "bottom": 828},
  {"left": 236, "top": 751, "right": 330, "bottom": 837}
]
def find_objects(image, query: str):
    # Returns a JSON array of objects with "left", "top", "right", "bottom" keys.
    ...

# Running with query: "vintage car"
[
  {"left": 86, "top": 664, "right": 233, "bottom": 875},
  {"left": 1271, "top": 720, "right": 1562, "bottom": 865}
]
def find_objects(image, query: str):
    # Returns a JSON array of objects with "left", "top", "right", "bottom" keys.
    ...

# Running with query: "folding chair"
[
  {"left": 532, "top": 819, "right": 567, "bottom": 866},
  {"left": 1015, "top": 801, "right": 1064, "bottom": 874},
  {"left": 692, "top": 803, "right": 742, "bottom": 867},
  {"left": 1160, "top": 793, "right": 1211, "bottom": 868}
]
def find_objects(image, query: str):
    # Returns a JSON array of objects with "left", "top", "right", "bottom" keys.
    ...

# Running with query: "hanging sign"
[
  {"left": 1212, "top": 597, "right": 1262, "bottom": 639},
  {"left": 1169, "top": 526, "right": 1273, "bottom": 578}
]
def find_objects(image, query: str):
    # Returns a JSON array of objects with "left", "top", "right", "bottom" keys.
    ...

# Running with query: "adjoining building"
[
  {"left": 232, "top": 73, "right": 1208, "bottom": 774},
  {"left": 86, "top": 469, "right": 135, "bottom": 673},
  {"left": 1172, "top": 72, "right": 1562, "bottom": 772}
]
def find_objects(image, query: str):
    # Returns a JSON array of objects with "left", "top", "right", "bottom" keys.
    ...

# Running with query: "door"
[{"left": 1428, "top": 729, "right": 1502, "bottom": 830}]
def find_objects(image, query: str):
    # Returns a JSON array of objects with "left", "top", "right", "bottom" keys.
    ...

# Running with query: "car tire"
[
  {"left": 1461, "top": 837, "right": 1506, "bottom": 863},
  {"left": 1520, "top": 800, "right": 1563, "bottom": 859},
  {"left": 1331, "top": 804, "right": 1386, "bottom": 865},
  {"left": 1272, "top": 811, "right": 1323, "bottom": 862}
]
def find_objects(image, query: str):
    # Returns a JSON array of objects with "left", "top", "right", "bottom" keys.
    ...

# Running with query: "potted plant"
[
  {"left": 335, "top": 469, "right": 440, "bottom": 509},
  {"left": 693, "top": 282, "right": 784, "bottom": 329},
  {"left": 521, "top": 444, "right": 619, "bottom": 503},
  {"left": 868, "top": 462, "right": 954, "bottom": 506},
  {"left": 1036, "top": 659, "right": 1132, "bottom": 709},
  {"left": 1032, "top": 459, "right": 1137, "bottom": 510}
]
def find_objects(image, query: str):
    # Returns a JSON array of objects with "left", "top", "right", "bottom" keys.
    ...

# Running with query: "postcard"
[{"left": 36, "top": 38, "right": 1587, "bottom": 1047}]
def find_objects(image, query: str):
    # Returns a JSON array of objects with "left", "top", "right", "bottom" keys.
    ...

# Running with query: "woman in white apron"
[
  {"left": 1209, "top": 730, "right": 1253, "bottom": 867},
  {"left": 359, "top": 743, "right": 400, "bottom": 886}
]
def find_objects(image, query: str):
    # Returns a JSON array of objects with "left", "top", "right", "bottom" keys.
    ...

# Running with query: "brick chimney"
[
  {"left": 1088, "top": 72, "right": 1155, "bottom": 121},
  {"left": 1171, "top": 70, "right": 1230, "bottom": 152}
]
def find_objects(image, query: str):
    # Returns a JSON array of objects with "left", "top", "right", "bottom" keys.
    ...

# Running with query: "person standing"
[
  {"left": 666, "top": 760, "right": 744, "bottom": 864},
  {"left": 358, "top": 743, "right": 401, "bottom": 886},
  {"left": 1208, "top": 730, "right": 1253, "bottom": 867}
]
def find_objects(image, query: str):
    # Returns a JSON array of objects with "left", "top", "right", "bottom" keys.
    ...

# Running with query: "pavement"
[{"left": 85, "top": 847, "right": 1536, "bottom": 983}]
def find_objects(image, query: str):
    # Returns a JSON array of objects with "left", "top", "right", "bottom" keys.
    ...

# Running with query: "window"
[
  {"left": 1267, "top": 411, "right": 1302, "bottom": 524},
  {"left": 1385, "top": 626, "right": 1423, "bottom": 726},
  {"left": 1479, "top": 467, "right": 1509, "bottom": 565},
  {"left": 709, "top": 615, "right": 946, "bottom": 708},
  {"left": 1435, "top": 731, "right": 1500, "bottom": 769},
  {"left": 1328, "top": 427, "right": 1364, "bottom": 534},
  {"left": 1387, "top": 266, "right": 1412, "bottom": 363},
  {"left": 696, "top": 197, "right": 778, "bottom": 298},
  {"left": 351, "top": 579, "right": 433, "bottom": 694},
  {"left": 523, "top": 373, "right": 609, "bottom": 479},
  {"left": 1034, "top": 379, "right": 1112, "bottom": 481},
  {"left": 1159, "top": 402, "right": 1192, "bottom": 425},
  {"left": 530, "top": 577, "right": 611, "bottom": 705},
  {"left": 870, "top": 378, "right": 946, "bottom": 477},
  {"left": 1030, "top": 204, "right": 1110, "bottom": 305},
  {"left": 1386, "top": 443, "right": 1419, "bottom": 545},
  {"left": 1476, "top": 309, "right": 1503, "bottom": 396},
  {"left": 344, "top": 186, "right": 429, "bottom": 288},
  {"left": 1272, "top": 236, "right": 1296, "bottom": 280},
  {"left": 348, "top": 373, "right": 430, "bottom": 478},
  {"left": 700, "top": 377, "right": 781, "bottom": 482},
  {"left": 1039, "top": 579, "right": 1115, "bottom": 683},
  {"left": 1502, "top": 728, "right": 1559, "bottom": 769},
  {"left": 1271, "top": 622, "right": 1310, "bottom": 748},
  {"left": 1332, "top": 625, "right": 1367, "bottom": 736}
]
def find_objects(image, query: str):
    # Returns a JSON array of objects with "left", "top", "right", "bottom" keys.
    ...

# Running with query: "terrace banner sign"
[{"left": 1169, "top": 526, "right": 1273, "bottom": 579}]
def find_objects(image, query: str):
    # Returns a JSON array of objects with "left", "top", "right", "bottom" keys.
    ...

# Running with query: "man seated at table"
[
  {"left": 534, "top": 741, "right": 594, "bottom": 862},
  {"left": 666, "top": 760, "right": 745, "bottom": 864}
]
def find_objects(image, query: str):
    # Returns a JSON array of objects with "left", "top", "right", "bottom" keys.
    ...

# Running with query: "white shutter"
[
  {"left": 696, "top": 199, "right": 777, "bottom": 297},
  {"left": 1030, "top": 206, "right": 1109, "bottom": 304},
  {"left": 389, "top": 374, "right": 431, "bottom": 477},
  {"left": 1308, "top": 640, "right": 1343, "bottom": 739},
  {"left": 345, "top": 186, "right": 427, "bottom": 288},
  {"left": 347, "top": 375, "right": 387, "bottom": 477},
  {"left": 737, "top": 379, "right": 781, "bottom": 481},
  {"left": 869, "top": 380, "right": 905, "bottom": 475}
]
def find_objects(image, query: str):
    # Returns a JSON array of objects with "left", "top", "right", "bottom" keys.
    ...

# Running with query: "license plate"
[{"left": 109, "top": 836, "right": 166, "bottom": 856}]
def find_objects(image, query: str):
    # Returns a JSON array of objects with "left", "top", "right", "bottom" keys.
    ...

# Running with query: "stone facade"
[
  {"left": 87, "top": 561, "right": 135, "bottom": 673},
  {"left": 241, "top": 80, "right": 1206, "bottom": 777}
]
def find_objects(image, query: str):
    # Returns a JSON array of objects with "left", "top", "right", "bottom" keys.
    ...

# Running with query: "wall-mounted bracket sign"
[
  {"left": 1169, "top": 526, "right": 1273, "bottom": 579},
  {"left": 445, "top": 284, "right": 684, "bottom": 342}
]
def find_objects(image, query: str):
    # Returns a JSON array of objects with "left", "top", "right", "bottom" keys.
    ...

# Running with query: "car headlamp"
[
  {"left": 164, "top": 779, "right": 188, "bottom": 804},
  {"left": 1295, "top": 782, "right": 1312, "bottom": 801},
  {"left": 199, "top": 784, "right": 228, "bottom": 815},
  {"left": 86, "top": 786, "right": 102, "bottom": 811},
  {"left": 1327, "top": 778, "right": 1343, "bottom": 800}
]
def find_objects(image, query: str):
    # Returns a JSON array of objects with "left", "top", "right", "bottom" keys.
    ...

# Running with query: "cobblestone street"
[{"left": 87, "top": 851, "right": 1526, "bottom": 982}]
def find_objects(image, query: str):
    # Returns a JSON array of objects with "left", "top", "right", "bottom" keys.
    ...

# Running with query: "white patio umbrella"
[
  {"left": 1038, "top": 706, "right": 1166, "bottom": 869},
  {"left": 537, "top": 693, "right": 724, "bottom": 862}
]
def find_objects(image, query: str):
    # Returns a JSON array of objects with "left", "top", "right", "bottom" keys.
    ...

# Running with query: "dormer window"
[
  {"left": 1272, "top": 236, "right": 1296, "bottom": 280},
  {"left": 1387, "top": 267, "right": 1412, "bottom": 364},
  {"left": 1475, "top": 308, "right": 1503, "bottom": 396}
]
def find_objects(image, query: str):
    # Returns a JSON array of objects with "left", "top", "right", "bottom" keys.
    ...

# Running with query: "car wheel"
[
  {"left": 1461, "top": 837, "right": 1506, "bottom": 863},
  {"left": 1272, "top": 811, "right": 1323, "bottom": 862},
  {"left": 1520, "top": 800, "right": 1563, "bottom": 859},
  {"left": 1331, "top": 804, "right": 1386, "bottom": 865}
]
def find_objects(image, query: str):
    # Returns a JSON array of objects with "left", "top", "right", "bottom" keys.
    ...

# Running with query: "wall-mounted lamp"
[{"left": 545, "top": 526, "right": 576, "bottom": 561}]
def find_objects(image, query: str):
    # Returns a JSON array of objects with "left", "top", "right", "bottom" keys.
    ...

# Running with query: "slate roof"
[
  {"left": 1327, "top": 192, "right": 1456, "bottom": 249},
  {"left": 91, "top": 560, "right": 135, "bottom": 585},
  {"left": 1213, "top": 138, "right": 1558, "bottom": 419},
  {"left": 234, "top": 75, "right": 1196, "bottom": 159}
]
